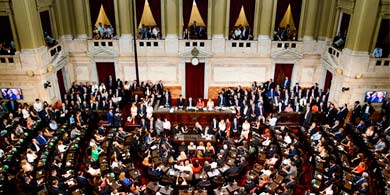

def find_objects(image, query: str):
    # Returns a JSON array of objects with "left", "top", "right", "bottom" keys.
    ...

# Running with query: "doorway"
[
  {"left": 324, "top": 70, "right": 333, "bottom": 93},
  {"left": 274, "top": 63, "right": 294, "bottom": 87},
  {"left": 56, "top": 69, "right": 66, "bottom": 101},
  {"left": 185, "top": 62, "right": 205, "bottom": 99},
  {"left": 96, "top": 62, "right": 116, "bottom": 85}
]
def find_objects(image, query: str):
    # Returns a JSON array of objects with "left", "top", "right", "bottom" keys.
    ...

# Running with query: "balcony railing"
[
  {"left": 272, "top": 41, "right": 302, "bottom": 50},
  {"left": 225, "top": 40, "right": 258, "bottom": 54},
  {"left": 328, "top": 46, "right": 341, "bottom": 59},
  {"left": 371, "top": 57, "right": 390, "bottom": 67},
  {"left": 0, "top": 52, "right": 21, "bottom": 69},
  {"left": 48, "top": 43, "right": 62, "bottom": 62},
  {"left": 137, "top": 40, "right": 162, "bottom": 48},
  {"left": 179, "top": 40, "right": 211, "bottom": 53},
  {"left": 88, "top": 39, "right": 119, "bottom": 55}
]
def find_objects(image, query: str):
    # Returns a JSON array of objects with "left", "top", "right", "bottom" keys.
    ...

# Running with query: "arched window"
[
  {"left": 274, "top": 0, "right": 302, "bottom": 41},
  {"left": 89, "top": 0, "right": 116, "bottom": 39},
  {"left": 183, "top": 0, "right": 208, "bottom": 40},
  {"left": 136, "top": 0, "right": 161, "bottom": 40},
  {"left": 228, "top": 0, "right": 255, "bottom": 40},
  {"left": 0, "top": 16, "right": 16, "bottom": 54}
]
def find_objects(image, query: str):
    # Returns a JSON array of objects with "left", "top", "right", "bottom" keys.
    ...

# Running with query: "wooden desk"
[
  {"left": 276, "top": 112, "right": 325, "bottom": 126},
  {"left": 214, "top": 188, "right": 230, "bottom": 195},
  {"left": 174, "top": 134, "right": 216, "bottom": 145},
  {"left": 154, "top": 108, "right": 235, "bottom": 126}
]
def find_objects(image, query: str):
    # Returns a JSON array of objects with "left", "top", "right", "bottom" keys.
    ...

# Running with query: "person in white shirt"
[
  {"left": 162, "top": 118, "right": 171, "bottom": 131},
  {"left": 218, "top": 119, "right": 226, "bottom": 132},
  {"left": 206, "top": 98, "right": 214, "bottom": 110},
  {"left": 26, "top": 149, "right": 37, "bottom": 163},
  {"left": 91, "top": 81, "right": 99, "bottom": 94},
  {"left": 241, "top": 120, "right": 251, "bottom": 139},
  {"left": 146, "top": 103, "right": 154, "bottom": 119},
  {"left": 33, "top": 99, "right": 44, "bottom": 113},
  {"left": 99, "top": 83, "right": 106, "bottom": 93}
]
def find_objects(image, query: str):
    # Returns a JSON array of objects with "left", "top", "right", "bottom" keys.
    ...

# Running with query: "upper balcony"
[
  {"left": 0, "top": 52, "right": 21, "bottom": 71},
  {"left": 80, "top": 38, "right": 323, "bottom": 58},
  {"left": 87, "top": 39, "right": 120, "bottom": 57}
]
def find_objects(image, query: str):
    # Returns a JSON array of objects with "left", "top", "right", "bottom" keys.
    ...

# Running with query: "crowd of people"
[
  {"left": 0, "top": 76, "right": 389, "bottom": 195},
  {"left": 273, "top": 25, "right": 297, "bottom": 41},
  {"left": 0, "top": 41, "right": 16, "bottom": 55},
  {"left": 228, "top": 25, "right": 253, "bottom": 41},
  {"left": 139, "top": 25, "right": 161, "bottom": 40},
  {"left": 183, "top": 21, "right": 207, "bottom": 40},
  {"left": 93, "top": 23, "right": 115, "bottom": 40}
]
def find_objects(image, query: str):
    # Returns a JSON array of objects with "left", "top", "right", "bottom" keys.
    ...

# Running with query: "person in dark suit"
[
  {"left": 106, "top": 75, "right": 115, "bottom": 90},
  {"left": 190, "top": 21, "right": 200, "bottom": 38},
  {"left": 106, "top": 109, "right": 114, "bottom": 126},
  {"left": 138, "top": 102, "right": 147, "bottom": 118},
  {"left": 326, "top": 103, "right": 337, "bottom": 125},
  {"left": 361, "top": 102, "right": 375, "bottom": 122},
  {"left": 336, "top": 104, "right": 348, "bottom": 124},
  {"left": 303, "top": 105, "right": 312, "bottom": 127},
  {"left": 217, "top": 93, "right": 226, "bottom": 107},
  {"left": 265, "top": 79, "right": 275, "bottom": 92},
  {"left": 161, "top": 90, "right": 171, "bottom": 107},
  {"left": 177, "top": 94, "right": 185, "bottom": 109},
  {"left": 282, "top": 76, "right": 291, "bottom": 90},
  {"left": 116, "top": 78, "right": 123, "bottom": 89},
  {"left": 350, "top": 101, "right": 361, "bottom": 124},
  {"left": 186, "top": 97, "right": 195, "bottom": 107},
  {"left": 183, "top": 28, "right": 190, "bottom": 40},
  {"left": 7, "top": 97, "right": 18, "bottom": 113}
]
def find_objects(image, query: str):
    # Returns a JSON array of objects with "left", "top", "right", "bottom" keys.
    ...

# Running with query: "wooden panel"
[
  {"left": 207, "top": 86, "right": 251, "bottom": 99},
  {"left": 165, "top": 86, "right": 182, "bottom": 98},
  {"left": 153, "top": 110, "right": 234, "bottom": 127}
]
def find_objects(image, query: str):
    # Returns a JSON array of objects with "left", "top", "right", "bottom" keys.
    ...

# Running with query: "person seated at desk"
[
  {"left": 192, "top": 160, "right": 202, "bottom": 173},
  {"left": 177, "top": 95, "right": 186, "bottom": 109},
  {"left": 188, "top": 142, "right": 197, "bottom": 155},
  {"left": 176, "top": 176, "right": 188, "bottom": 186},
  {"left": 196, "top": 98, "right": 204, "bottom": 109},
  {"left": 206, "top": 98, "right": 214, "bottom": 110},
  {"left": 187, "top": 97, "right": 195, "bottom": 108},
  {"left": 197, "top": 141, "right": 206, "bottom": 153},
  {"left": 352, "top": 161, "right": 367, "bottom": 175},
  {"left": 177, "top": 151, "right": 187, "bottom": 162},
  {"left": 205, "top": 142, "right": 215, "bottom": 155}
]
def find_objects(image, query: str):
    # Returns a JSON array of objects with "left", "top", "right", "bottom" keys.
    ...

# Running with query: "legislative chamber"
[{"left": 0, "top": 0, "right": 389, "bottom": 195}]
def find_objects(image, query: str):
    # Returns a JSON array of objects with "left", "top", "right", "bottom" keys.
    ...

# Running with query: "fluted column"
[
  {"left": 345, "top": 0, "right": 379, "bottom": 52},
  {"left": 165, "top": 0, "right": 179, "bottom": 38},
  {"left": 325, "top": 0, "right": 337, "bottom": 40},
  {"left": 258, "top": 0, "right": 274, "bottom": 40},
  {"left": 118, "top": 0, "right": 133, "bottom": 37},
  {"left": 72, "top": 0, "right": 88, "bottom": 39},
  {"left": 12, "top": 0, "right": 44, "bottom": 49},
  {"left": 212, "top": 0, "right": 227, "bottom": 37},
  {"left": 302, "top": 0, "right": 319, "bottom": 40}
]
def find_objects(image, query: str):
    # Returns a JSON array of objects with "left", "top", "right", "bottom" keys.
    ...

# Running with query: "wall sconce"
[
  {"left": 335, "top": 68, "right": 343, "bottom": 75},
  {"left": 44, "top": 81, "right": 51, "bottom": 89},
  {"left": 355, "top": 73, "right": 363, "bottom": 79},
  {"left": 47, "top": 65, "right": 54, "bottom": 72},
  {"left": 342, "top": 87, "right": 350, "bottom": 92},
  {"left": 26, "top": 71, "right": 34, "bottom": 77}
]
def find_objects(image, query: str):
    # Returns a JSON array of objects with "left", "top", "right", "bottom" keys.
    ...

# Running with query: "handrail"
[
  {"left": 0, "top": 52, "right": 21, "bottom": 66},
  {"left": 272, "top": 41, "right": 302, "bottom": 49},
  {"left": 328, "top": 46, "right": 341, "bottom": 59},
  {"left": 48, "top": 43, "right": 62, "bottom": 57},
  {"left": 370, "top": 57, "right": 390, "bottom": 67}
]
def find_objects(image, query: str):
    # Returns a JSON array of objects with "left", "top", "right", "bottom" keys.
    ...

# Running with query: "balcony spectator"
[{"left": 372, "top": 45, "right": 383, "bottom": 58}]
